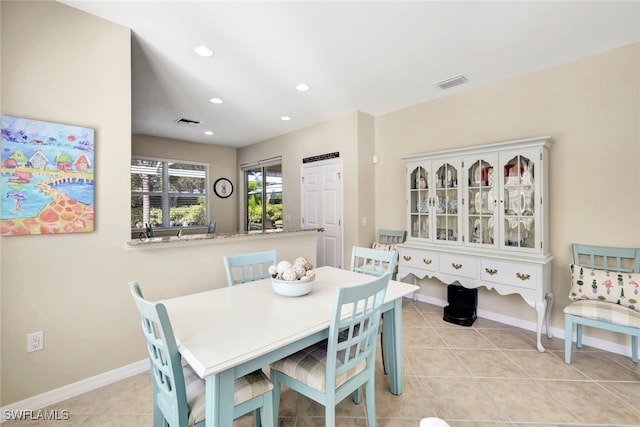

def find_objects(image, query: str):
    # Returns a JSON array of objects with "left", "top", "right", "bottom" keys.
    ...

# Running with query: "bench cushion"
[
  {"left": 564, "top": 300, "right": 640, "bottom": 328},
  {"left": 569, "top": 264, "right": 640, "bottom": 311},
  {"left": 372, "top": 242, "right": 399, "bottom": 252},
  {"left": 369, "top": 242, "right": 399, "bottom": 274},
  {"left": 184, "top": 365, "right": 273, "bottom": 426},
  {"left": 270, "top": 340, "right": 366, "bottom": 392}
]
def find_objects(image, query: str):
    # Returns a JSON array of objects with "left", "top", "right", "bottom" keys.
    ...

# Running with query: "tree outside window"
[
  {"left": 131, "top": 158, "right": 209, "bottom": 229},
  {"left": 245, "top": 162, "right": 282, "bottom": 231}
]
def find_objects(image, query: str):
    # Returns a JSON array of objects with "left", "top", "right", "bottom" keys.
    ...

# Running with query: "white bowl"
[{"left": 271, "top": 277, "right": 315, "bottom": 297}]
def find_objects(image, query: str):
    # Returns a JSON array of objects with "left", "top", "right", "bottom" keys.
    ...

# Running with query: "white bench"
[{"left": 564, "top": 244, "right": 640, "bottom": 364}]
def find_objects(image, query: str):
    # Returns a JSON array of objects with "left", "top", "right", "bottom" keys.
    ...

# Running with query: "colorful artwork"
[{"left": 1, "top": 116, "right": 94, "bottom": 235}]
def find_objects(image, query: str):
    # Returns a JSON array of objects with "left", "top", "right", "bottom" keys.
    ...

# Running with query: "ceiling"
[{"left": 61, "top": 1, "right": 640, "bottom": 148}]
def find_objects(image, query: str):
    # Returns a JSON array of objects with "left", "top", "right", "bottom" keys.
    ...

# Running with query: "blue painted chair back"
[
  {"left": 350, "top": 246, "right": 397, "bottom": 277},
  {"left": 376, "top": 229, "right": 407, "bottom": 245},
  {"left": 129, "top": 282, "right": 194, "bottom": 427},
  {"left": 327, "top": 272, "right": 390, "bottom": 388},
  {"left": 572, "top": 243, "right": 640, "bottom": 272},
  {"left": 223, "top": 250, "right": 277, "bottom": 286}
]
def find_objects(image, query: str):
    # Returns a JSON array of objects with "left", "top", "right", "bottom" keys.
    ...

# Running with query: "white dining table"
[{"left": 160, "top": 266, "right": 419, "bottom": 427}]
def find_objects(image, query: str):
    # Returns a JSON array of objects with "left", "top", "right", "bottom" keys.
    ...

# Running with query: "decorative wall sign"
[
  {"left": 213, "top": 177, "right": 233, "bottom": 198},
  {"left": 1, "top": 116, "right": 95, "bottom": 235},
  {"left": 302, "top": 152, "right": 340, "bottom": 163}
]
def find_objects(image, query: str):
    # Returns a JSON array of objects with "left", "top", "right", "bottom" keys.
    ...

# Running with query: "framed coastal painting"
[{"left": 1, "top": 116, "right": 95, "bottom": 235}]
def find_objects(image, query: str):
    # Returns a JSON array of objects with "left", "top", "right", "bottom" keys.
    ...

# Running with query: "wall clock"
[{"left": 213, "top": 178, "right": 233, "bottom": 198}]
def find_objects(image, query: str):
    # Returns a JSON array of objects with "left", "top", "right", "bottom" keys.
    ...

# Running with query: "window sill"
[{"left": 125, "top": 227, "right": 322, "bottom": 250}]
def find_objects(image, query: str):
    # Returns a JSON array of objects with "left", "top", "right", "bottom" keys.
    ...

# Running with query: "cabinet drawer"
[
  {"left": 398, "top": 248, "right": 438, "bottom": 272},
  {"left": 439, "top": 254, "right": 477, "bottom": 279},
  {"left": 480, "top": 259, "right": 538, "bottom": 289}
]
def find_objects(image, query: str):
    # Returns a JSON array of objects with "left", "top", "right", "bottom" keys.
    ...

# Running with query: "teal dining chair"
[
  {"left": 350, "top": 246, "right": 397, "bottom": 374},
  {"left": 223, "top": 250, "right": 277, "bottom": 286},
  {"left": 129, "top": 282, "right": 275, "bottom": 427},
  {"left": 270, "top": 272, "right": 390, "bottom": 427},
  {"left": 376, "top": 229, "right": 407, "bottom": 245},
  {"left": 350, "top": 246, "right": 398, "bottom": 277}
]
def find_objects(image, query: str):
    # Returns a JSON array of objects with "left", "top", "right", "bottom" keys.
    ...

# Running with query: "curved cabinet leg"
[
  {"left": 412, "top": 276, "right": 418, "bottom": 301},
  {"left": 545, "top": 292, "right": 554, "bottom": 339},
  {"left": 535, "top": 299, "right": 546, "bottom": 352}
]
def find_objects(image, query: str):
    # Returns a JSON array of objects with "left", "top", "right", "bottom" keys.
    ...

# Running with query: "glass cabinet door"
[
  {"left": 466, "top": 158, "right": 496, "bottom": 247},
  {"left": 502, "top": 152, "right": 536, "bottom": 250},
  {"left": 409, "top": 164, "right": 430, "bottom": 239},
  {"left": 434, "top": 162, "right": 459, "bottom": 242}
]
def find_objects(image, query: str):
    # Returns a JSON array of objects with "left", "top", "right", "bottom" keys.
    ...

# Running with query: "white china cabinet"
[{"left": 399, "top": 136, "right": 554, "bottom": 351}]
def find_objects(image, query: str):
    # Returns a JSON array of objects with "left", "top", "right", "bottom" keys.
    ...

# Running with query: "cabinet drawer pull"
[
  {"left": 485, "top": 268, "right": 498, "bottom": 275},
  {"left": 452, "top": 263, "right": 462, "bottom": 270},
  {"left": 423, "top": 258, "right": 432, "bottom": 265},
  {"left": 516, "top": 273, "right": 531, "bottom": 281},
  {"left": 403, "top": 255, "right": 412, "bottom": 261}
]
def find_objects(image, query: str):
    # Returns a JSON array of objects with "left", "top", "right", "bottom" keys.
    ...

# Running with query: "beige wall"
[
  {"left": 357, "top": 112, "right": 376, "bottom": 245},
  {"left": 238, "top": 111, "right": 377, "bottom": 268},
  {"left": 1, "top": 1, "right": 133, "bottom": 404},
  {"left": 132, "top": 134, "right": 238, "bottom": 233},
  {"left": 375, "top": 43, "right": 640, "bottom": 341}
]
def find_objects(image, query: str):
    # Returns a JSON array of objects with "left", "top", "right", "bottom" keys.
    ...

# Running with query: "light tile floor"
[{"left": 5, "top": 299, "right": 640, "bottom": 426}]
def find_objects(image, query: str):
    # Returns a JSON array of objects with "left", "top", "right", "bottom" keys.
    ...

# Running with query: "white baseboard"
[
  {"left": 409, "top": 293, "right": 633, "bottom": 358},
  {"left": 0, "top": 359, "right": 149, "bottom": 423}
]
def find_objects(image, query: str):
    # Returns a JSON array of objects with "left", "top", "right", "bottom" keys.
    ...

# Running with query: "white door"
[{"left": 301, "top": 159, "right": 343, "bottom": 268}]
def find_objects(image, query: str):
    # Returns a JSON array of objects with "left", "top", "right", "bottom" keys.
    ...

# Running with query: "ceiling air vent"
[
  {"left": 175, "top": 117, "right": 201, "bottom": 125},
  {"left": 435, "top": 75, "right": 468, "bottom": 90}
]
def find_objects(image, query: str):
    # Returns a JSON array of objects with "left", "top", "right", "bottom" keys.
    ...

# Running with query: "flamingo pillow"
[{"left": 569, "top": 264, "right": 640, "bottom": 311}]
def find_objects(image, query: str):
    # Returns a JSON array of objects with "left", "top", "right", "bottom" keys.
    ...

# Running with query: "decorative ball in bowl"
[{"left": 269, "top": 257, "right": 316, "bottom": 297}]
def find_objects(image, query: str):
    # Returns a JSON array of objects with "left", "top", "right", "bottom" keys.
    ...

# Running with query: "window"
[
  {"left": 131, "top": 157, "right": 209, "bottom": 229},
  {"left": 243, "top": 158, "right": 282, "bottom": 231}
]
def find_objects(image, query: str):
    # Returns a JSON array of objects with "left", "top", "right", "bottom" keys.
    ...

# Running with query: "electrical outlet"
[{"left": 27, "top": 331, "right": 44, "bottom": 353}]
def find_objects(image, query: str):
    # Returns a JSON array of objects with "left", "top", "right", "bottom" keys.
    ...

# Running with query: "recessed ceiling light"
[
  {"left": 194, "top": 46, "right": 214, "bottom": 57},
  {"left": 209, "top": 97, "right": 223, "bottom": 104},
  {"left": 204, "top": 131, "right": 214, "bottom": 136},
  {"left": 296, "top": 84, "right": 310, "bottom": 92},
  {"left": 281, "top": 116, "right": 291, "bottom": 121}
]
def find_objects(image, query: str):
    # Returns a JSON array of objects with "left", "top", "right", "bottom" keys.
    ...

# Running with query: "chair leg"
[
  {"left": 153, "top": 414, "right": 164, "bottom": 427},
  {"left": 352, "top": 386, "right": 362, "bottom": 404},
  {"left": 260, "top": 389, "right": 274, "bottom": 427},
  {"left": 365, "top": 378, "right": 376, "bottom": 427},
  {"left": 632, "top": 335, "right": 638, "bottom": 364},
  {"left": 564, "top": 315, "right": 573, "bottom": 364},
  {"left": 253, "top": 408, "right": 260, "bottom": 427},
  {"left": 270, "top": 369, "right": 281, "bottom": 427},
  {"left": 576, "top": 324, "right": 583, "bottom": 348},
  {"left": 380, "top": 332, "right": 389, "bottom": 375},
  {"left": 324, "top": 401, "right": 336, "bottom": 427},
  {"left": 152, "top": 407, "right": 164, "bottom": 427}
]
